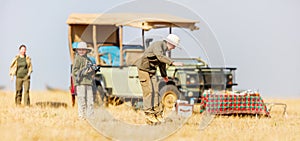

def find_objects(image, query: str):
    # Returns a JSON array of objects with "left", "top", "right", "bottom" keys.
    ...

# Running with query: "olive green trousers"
[{"left": 15, "top": 77, "right": 30, "bottom": 106}]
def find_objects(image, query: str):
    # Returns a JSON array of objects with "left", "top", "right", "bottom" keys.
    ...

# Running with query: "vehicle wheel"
[
  {"left": 96, "top": 85, "right": 108, "bottom": 107},
  {"left": 160, "top": 85, "right": 182, "bottom": 109}
]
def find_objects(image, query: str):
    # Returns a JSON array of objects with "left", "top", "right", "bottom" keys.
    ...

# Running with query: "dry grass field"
[{"left": 0, "top": 90, "right": 299, "bottom": 141}]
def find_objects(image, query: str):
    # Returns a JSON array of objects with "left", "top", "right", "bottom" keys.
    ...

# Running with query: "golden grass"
[
  {"left": 0, "top": 90, "right": 106, "bottom": 141},
  {"left": 0, "top": 90, "right": 299, "bottom": 141}
]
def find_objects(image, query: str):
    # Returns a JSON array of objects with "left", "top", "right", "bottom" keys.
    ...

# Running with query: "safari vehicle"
[{"left": 66, "top": 13, "right": 238, "bottom": 109}]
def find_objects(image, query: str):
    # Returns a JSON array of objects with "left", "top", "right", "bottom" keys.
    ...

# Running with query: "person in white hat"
[
  {"left": 72, "top": 41, "right": 95, "bottom": 120},
  {"left": 164, "top": 33, "right": 180, "bottom": 49},
  {"left": 137, "top": 34, "right": 183, "bottom": 124}
]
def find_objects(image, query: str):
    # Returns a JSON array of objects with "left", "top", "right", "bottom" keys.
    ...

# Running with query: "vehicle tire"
[
  {"left": 160, "top": 85, "right": 183, "bottom": 109},
  {"left": 96, "top": 85, "right": 109, "bottom": 107},
  {"left": 158, "top": 79, "right": 176, "bottom": 92}
]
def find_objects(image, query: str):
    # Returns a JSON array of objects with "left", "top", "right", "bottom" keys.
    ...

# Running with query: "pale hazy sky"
[{"left": 1, "top": 0, "right": 300, "bottom": 98}]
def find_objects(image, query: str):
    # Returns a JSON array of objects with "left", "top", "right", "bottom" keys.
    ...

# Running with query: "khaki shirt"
[
  {"left": 9, "top": 55, "right": 33, "bottom": 77},
  {"left": 137, "top": 41, "right": 173, "bottom": 77}
]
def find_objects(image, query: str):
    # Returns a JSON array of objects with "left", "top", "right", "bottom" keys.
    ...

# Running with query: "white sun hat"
[
  {"left": 73, "top": 42, "right": 91, "bottom": 52},
  {"left": 164, "top": 34, "right": 180, "bottom": 47}
]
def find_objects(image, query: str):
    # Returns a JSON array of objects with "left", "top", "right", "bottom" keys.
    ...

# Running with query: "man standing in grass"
[
  {"left": 137, "top": 34, "right": 183, "bottom": 125},
  {"left": 9, "top": 44, "right": 33, "bottom": 107}
]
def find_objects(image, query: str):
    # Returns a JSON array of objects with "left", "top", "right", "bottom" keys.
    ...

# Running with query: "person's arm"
[
  {"left": 163, "top": 77, "right": 169, "bottom": 83},
  {"left": 158, "top": 63, "right": 170, "bottom": 82},
  {"left": 159, "top": 63, "right": 167, "bottom": 78},
  {"left": 171, "top": 62, "right": 184, "bottom": 66},
  {"left": 9, "top": 56, "right": 18, "bottom": 81},
  {"left": 152, "top": 46, "right": 183, "bottom": 67},
  {"left": 26, "top": 56, "right": 33, "bottom": 76},
  {"left": 154, "top": 49, "right": 184, "bottom": 67},
  {"left": 152, "top": 45, "right": 173, "bottom": 66},
  {"left": 72, "top": 57, "right": 81, "bottom": 82}
]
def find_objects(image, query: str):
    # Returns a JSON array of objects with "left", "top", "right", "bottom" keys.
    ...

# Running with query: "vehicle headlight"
[
  {"left": 227, "top": 74, "right": 233, "bottom": 84},
  {"left": 188, "top": 91, "right": 194, "bottom": 97},
  {"left": 190, "top": 77, "right": 196, "bottom": 84}
]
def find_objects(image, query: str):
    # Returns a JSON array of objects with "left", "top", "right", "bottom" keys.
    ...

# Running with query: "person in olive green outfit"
[
  {"left": 9, "top": 45, "right": 33, "bottom": 106},
  {"left": 137, "top": 34, "right": 183, "bottom": 124},
  {"left": 72, "top": 42, "right": 96, "bottom": 120}
]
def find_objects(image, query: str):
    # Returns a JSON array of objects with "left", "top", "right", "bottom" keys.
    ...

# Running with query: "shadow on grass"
[{"left": 35, "top": 101, "right": 68, "bottom": 108}]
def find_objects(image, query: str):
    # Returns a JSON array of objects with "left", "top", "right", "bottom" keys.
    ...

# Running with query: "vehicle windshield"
[{"left": 172, "top": 58, "right": 206, "bottom": 66}]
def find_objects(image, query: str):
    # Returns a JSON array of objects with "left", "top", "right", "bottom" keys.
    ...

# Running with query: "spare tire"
[{"left": 159, "top": 85, "right": 184, "bottom": 109}]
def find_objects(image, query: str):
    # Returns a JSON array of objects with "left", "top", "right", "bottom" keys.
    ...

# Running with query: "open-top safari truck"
[{"left": 66, "top": 13, "right": 238, "bottom": 109}]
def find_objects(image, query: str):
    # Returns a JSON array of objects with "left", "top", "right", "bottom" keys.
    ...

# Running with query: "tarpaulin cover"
[{"left": 67, "top": 13, "right": 199, "bottom": 31}]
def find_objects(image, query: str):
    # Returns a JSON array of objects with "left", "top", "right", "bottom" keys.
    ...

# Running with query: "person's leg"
[
  {"left": 72, "top": 94, "right": 76, "bottom": 107},
  {"left": 15, "top": 78, "right": 23, "bottom": 105},
  {"left": 151, "top": 75, "right": 162, "bottom": 113},
  {"left": 138, "top": 70, "right": 153, "bottom": 113},
  {"left": 86, "top": 85, "right": 94, "bottom": 118},
  {"left": 138, "top": 70, "right": 158, "bottom": 124},
  {"left": 23, "top": 77, "right": 31, "bottom": 106},
  {"left": 76, "top": 85, "right": 86, "bottom": 119},
  {"left": 151, "top": 76, "right": 164, "bottom": 122}
]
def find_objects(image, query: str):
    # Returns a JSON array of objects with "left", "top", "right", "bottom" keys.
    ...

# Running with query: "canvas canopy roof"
[{"left": 66, "top": 13, "right": 199, "bottom": 31}]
